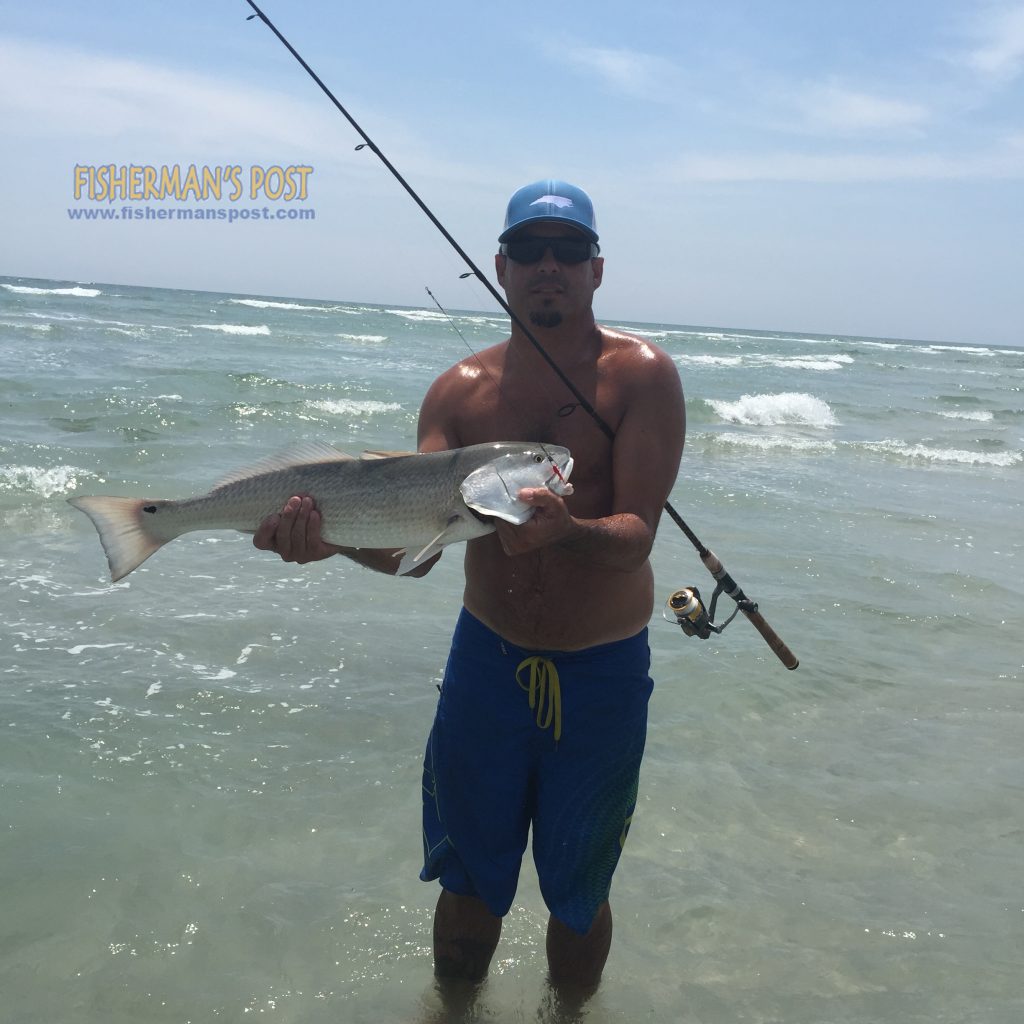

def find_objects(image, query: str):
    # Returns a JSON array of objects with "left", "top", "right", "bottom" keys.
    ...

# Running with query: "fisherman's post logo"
[{"left": 69, "top": 163, "right": 316, "bottom": 223}]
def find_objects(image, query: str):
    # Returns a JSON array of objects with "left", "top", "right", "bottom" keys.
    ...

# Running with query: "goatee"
[{"left": 529, "top": 311, "right": 563, "bottom": 329}]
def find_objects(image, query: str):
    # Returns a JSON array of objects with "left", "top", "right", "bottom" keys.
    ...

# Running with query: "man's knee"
[
  {"left": 433, "top": 890, "right": 502, "bottom": 982},
  {"left": 546, "top": 901, "right": 613, "bottom": 992}
]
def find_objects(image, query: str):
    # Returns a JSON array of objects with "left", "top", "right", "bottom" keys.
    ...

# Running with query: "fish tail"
[{"left": 68, "top": 496, "right": 173, "bottom": 581}]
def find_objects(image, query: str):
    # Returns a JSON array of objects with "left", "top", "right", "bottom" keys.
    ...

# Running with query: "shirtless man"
[{"left": 253, "top": 180, "right": 686, "bottom": 997}]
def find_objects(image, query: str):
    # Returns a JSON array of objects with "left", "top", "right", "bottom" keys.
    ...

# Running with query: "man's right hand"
[{"left": 253, "top": 495, "right": 340, "bottom": 563}]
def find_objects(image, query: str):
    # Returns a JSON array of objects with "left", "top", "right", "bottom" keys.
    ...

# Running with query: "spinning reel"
[{"left": 664, "top": 584, "right": 756, "bottom": 639}]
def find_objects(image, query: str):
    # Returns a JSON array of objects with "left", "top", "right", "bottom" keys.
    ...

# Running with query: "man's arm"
[
  {"left": 494, "top": 342, "right": 685, "bottom": 572},
  {"left": 494, "top": 494, "right": 659, "bottom": 572}
]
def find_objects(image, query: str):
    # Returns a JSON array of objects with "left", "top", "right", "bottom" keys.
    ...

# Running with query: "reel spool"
[{"left": 664, "top": 584, "right": 752, "bottom": 639}]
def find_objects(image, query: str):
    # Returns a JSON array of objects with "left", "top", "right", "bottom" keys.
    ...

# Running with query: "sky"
[{"left": 1, "top": 0, "right": 1022, "bottom": 346}]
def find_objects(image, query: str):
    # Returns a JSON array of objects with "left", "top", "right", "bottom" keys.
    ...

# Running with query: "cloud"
[
  {"left": 553, "top": 43, "right": 682, "bottom": 100},
  {"left": 794, "top": 81, "right": 931, "bottom": 135},
  {"left": 961, "top": 3, "right": 1024, "bottom": 82},
  {"left": 0, "top": 35, "right": 346, "bottom": 157},
  {"left": 659, "top": 141, "right": 1024, "bottom": 183},
  {"left": 0, "top": 34, "right": 497, "bottom": 196}
]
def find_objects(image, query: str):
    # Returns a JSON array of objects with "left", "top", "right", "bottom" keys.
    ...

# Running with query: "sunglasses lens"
[
  {"left": 505, "top": 240, "right": 545, "bottom": 263},
  {"left": 552, "top": 240, "right": 592, "bottom": 263},
  {"left": 504, "top": 238, "right": 593, "bottom": 264}
]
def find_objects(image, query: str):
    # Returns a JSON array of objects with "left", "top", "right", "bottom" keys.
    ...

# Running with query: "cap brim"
[{"left": 498, "top": 216, "right": 599, "bottom": 244}]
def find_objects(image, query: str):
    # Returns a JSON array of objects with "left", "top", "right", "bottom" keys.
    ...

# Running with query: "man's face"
[{"left": 495, "top": 222, "right": 604, "bottom": 329}]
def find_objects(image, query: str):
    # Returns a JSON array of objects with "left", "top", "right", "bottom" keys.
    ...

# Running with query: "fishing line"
[
  {"left": 424, "top": 287, "right": 499, "bottom": 391},
  {"left": 426, "top": 286, "right": 579, "bottom": 420},
  {"left": 243, "top": 0, "right": 799, "bottom": 669}
]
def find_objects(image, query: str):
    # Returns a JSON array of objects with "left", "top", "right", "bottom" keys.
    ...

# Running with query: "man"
[{"left": 253, "top": 180, "right": 686, "bottom": 997}]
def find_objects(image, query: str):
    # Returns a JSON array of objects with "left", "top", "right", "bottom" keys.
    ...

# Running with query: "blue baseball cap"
[{"left": 499, "top": 179, "right": 599, "bottom": 244}]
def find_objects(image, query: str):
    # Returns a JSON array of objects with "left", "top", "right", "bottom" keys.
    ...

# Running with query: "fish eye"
[{"left": 533, "top": 454, "right": 545, "bottom": 463}]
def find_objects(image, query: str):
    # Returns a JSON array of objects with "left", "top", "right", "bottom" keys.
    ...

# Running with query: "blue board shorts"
[{"left": 420, "top": 608, "right": 654, "bottom": 935}]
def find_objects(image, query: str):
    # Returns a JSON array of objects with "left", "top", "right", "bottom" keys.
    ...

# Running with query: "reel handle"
[{"left": 700, "top": 549, "right": 799, "bottom": 670}]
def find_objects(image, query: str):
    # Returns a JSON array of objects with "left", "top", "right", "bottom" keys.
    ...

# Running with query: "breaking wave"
[
  {"left": 229, "top": 298, "right": 332, "bottom": 312},
  {"left": 759, "top": 354, "right": 853, "bottom": 371},
  {"left": 936, "top": 409, "right": 994, "bottom": 422},
  {"left": 860, "top": 441, "right": 1021, "bottom": 468},
  {"left": 385, "top": 308, "right": 447, "bottom": 322},
  {"left": 707, "top": 392, "right": 838, "bottom": 428},
  {"left": 193, "top": 324, "right": 271, "bottom": 336},
  {"left": 674, "top": 354, "right": 744, "bottom": 367},
  {"left": 708, "top": 433, "right": 837, "bottom": 454},
  {"left": 673, "top": 352, "right": 853, "bottom": 371},
  {"left": 3, "top": 284, "right": 101, "bottom": 297}
]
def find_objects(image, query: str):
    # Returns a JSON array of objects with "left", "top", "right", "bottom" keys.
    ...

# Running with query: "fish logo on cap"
[{"left": 530, "top": 195, "right": 574, "bottom": 209}]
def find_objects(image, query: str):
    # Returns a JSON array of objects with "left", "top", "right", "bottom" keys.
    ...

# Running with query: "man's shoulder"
[
  {"left": 420, "top": 339, "right": 509, "bottom": 442},
  {"left": 426, "top": 340, "right": 503, "bottom": 391},
  {"left": 597, "top": 325, "right": 677, "bottom": 375}
]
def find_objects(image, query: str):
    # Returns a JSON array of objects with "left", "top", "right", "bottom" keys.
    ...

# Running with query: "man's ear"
[{"left": 495, "top": 252, "right": 507, "bottom": 286}]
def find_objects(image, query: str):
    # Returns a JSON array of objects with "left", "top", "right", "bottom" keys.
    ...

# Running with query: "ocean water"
[{"left": 1, "top": 275, "right": 1021, "bottom": 1023}]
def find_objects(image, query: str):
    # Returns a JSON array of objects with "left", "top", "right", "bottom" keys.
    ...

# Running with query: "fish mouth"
[
  {"left": 540, "top": 447, "right": 574, "bottom": 493},
  {"left": 548, "top": 461, "right": 574, "bottom": 496}
]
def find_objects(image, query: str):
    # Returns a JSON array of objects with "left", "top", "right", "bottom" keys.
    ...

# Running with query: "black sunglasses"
[{"left": 500, "top": 236, "right": 599, "bottom": 265}]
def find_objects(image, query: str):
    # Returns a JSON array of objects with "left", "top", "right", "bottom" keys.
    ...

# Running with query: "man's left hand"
[{"left": 493, "top": 487, "right": 577, "bottom": 556}]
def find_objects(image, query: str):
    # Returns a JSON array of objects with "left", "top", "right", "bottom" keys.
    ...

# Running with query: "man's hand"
[
  {"left": 253, "top": 495, "right": 340, "bottom": 563},
  {"left": 493, "top": 487, "right": 578, "bottom": 557}
]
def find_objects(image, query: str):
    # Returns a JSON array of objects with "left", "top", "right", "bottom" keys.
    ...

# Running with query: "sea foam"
[
  {"left": 229, "top": 298, "right": 332, "bottom": 312},
  {"left": 385, "top": 308, "right": 447, "bottom": 322},
  {"left": 757, "top": 353, "right": 854, "bottom": 371},
  {"left": 925, "top": 345, "right": 994, "bottom": 357},
  {"left": 194, "top": 324, "right": 271, "bottom": 336},
  {"left": 863, "top": 441, "right": 1022, "bottom": 467},
  {"left": 707, "top": 392, "right": 838, "bottom": 428},
  {"left": 0, "top": 319, "right": 53, "bottom": 332},
  {"left": 673, "top": 352, "right": 852, "bottom": 371},
  {"left": 307, "top": 399, "right": 403, "bottom": 416},
  {"left": 2, "top": 284, "right": 101, "bottom": 297},
  {"left": 710, "top": 432, "right": 837, "bottom": 454},
  {"left": 1, "top": 464, "right": 97, "bottom": 497},
  {"left": 674, "top": 354, "right": 744, "bottom": 367},
  {"left": 937, "top": 410, "right": 994, "bottom": 422}
]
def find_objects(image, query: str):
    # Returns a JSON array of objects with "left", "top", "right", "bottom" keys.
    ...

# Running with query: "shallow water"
[{"left": 2, "top": 276, "right": 1022, "bottom": 1022}]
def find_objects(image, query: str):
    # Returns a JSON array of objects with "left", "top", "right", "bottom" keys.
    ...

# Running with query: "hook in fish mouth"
[
  {"left": 536, "top": 443, "right": 573, "bottom": 494},
  {"left": 543, "top": 446, "right": 567, "bottom": 489}
]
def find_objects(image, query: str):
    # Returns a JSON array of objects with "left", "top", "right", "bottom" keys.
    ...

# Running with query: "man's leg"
[
  {"left": 433, "top": 889, "right": 502, "bottom": 982},
  {"left": 533, "top": 634, "right": 652, "bottom": 999},
  {"left": 545, "top": 900, "right": 612, "bottom": 995}
]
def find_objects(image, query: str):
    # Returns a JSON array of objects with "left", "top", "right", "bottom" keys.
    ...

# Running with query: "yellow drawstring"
[{"left": 516, "top": 656, "right": 562, "bottom": 742}]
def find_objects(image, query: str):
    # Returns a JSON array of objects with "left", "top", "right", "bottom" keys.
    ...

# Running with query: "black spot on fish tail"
[{"left": 143, "top": 505, "right": 158, "bottom": 514}]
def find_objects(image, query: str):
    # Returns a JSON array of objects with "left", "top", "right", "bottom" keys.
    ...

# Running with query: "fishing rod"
[{"left": 243, "top": 0, "right": 799, "bottom": 670}]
